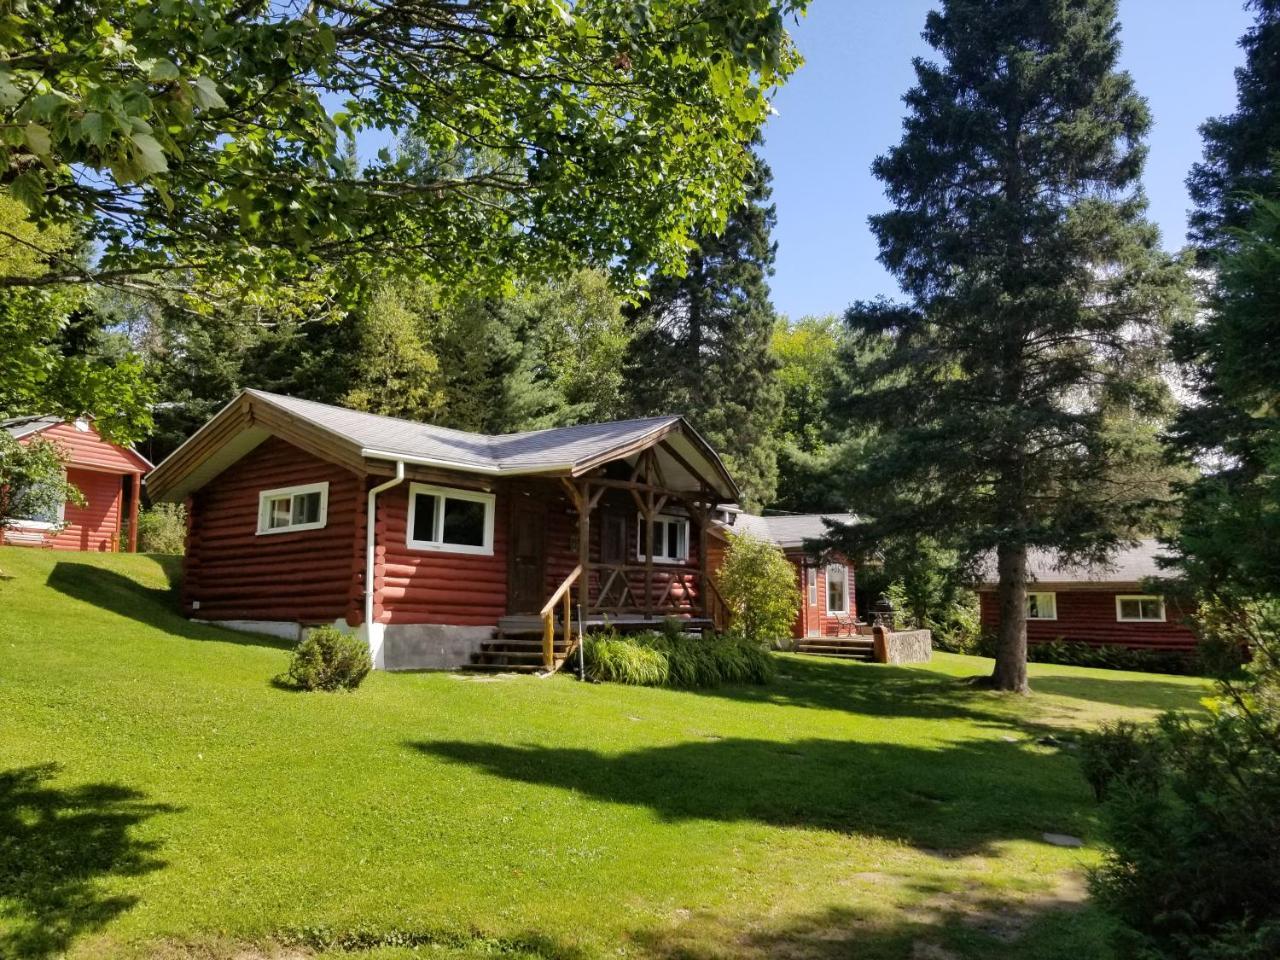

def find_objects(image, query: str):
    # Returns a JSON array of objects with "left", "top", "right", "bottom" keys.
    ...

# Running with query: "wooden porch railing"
[
  {"left": 704, "top": 576, "right": 731, "bottom": 633},
  {"left": 540, "top": 564, "right": 583, "bottom": 670}
]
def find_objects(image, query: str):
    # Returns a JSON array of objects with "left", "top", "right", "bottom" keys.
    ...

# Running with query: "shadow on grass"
[
  {"left": 45, "top": 561, "right": 293, "bottom": 651},
  {"left": 1029, "top": 674, "right": 1206, "bottom": 712},
  {"left": 410, "top": 734, "right": 1092, "bottom": 856},
  {"left": 0, "top": 764, "right": 176, "bottom": 959}
]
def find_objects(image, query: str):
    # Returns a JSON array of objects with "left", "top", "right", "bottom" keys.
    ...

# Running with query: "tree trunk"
[{"left": 992, "top": 541, "right": 1030, "bottom": 693}]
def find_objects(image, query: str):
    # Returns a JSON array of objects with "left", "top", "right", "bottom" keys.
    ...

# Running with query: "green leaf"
[
  {"left": 0, "top": 70, "right": 21, "bottom": 108},
  {"left": 130, "top": 133, "right": 168, "bottom": 176},
  {"left": 10, "top": 169, "right": 45, "bottom": 211},
  {"left": 23, "top": 123, "right": 51, "bottom": 156},
  {"left": 80, "top": 112, "right": 108, "bottom": 149},
  {"left": 190, "top": 76, "right": 226, "bottom": 110},
  {"left": 148, "top": 58, "right": 180, "bottom": 83}
]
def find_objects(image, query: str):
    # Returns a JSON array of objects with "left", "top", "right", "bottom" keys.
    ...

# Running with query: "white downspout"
[{"left": 364, "top": 461, "right": 405, "bottom": 669}]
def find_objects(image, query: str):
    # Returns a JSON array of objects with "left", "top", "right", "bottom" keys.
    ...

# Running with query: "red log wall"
[
  {"left": 371, "top": 480, "right": 508, "bottom": 627},
  {"left": 978, "top": 588, "right": 1199, "bottom": 652},
  {"left": 182, "top": 437, "right": 365, "bottom": 623}
]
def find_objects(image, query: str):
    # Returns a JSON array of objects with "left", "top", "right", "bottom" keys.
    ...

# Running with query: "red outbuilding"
[
  {"left": 144, "top": 390, "right": 741, "bottom": 672},
  {"left": 2, "top": 415, "right": 152, "bottom": 552},
  {"left": 977, "top": 541, "right": 1199, "bottom": 653}
]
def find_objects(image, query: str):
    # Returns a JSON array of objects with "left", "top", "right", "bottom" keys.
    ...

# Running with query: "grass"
[{"left": 0, "top": 547, "right": 1211, "bottom": 960}]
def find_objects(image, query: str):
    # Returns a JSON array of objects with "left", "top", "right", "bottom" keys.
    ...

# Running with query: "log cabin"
[
  {"left": 145, "top": 390, "right": 741, "bottom": 672},
  {"left": 977, "top": 541, "right": 1199, "bottom": 654},
  {"left": 2, "top": 415, "right": 151, "bottom": 552}
]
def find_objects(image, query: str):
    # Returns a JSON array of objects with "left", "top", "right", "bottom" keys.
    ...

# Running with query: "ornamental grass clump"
[
  {"left": 285, "top": 625, "right": 371, "bottom": 691},
  {"left": 583, "top": 623, "right": 774, "bottom": 689}
]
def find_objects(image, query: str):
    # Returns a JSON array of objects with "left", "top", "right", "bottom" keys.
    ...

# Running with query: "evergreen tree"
[
  {"left": 832, "top": 0, "right": 1190, "bottom": 691},
  {"left": 625, "top": 151, "right": 783, "bottom": 510},
  {"left": 1169, "top": 2, "right": 1280, "bottom": 602},
  {"left": 1187, "top": 1, "right": 1280, "bottom": 252}
]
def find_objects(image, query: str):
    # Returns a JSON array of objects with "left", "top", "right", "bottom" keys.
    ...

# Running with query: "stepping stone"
[{"left": 1043, "top": 832, "right": 1084, "bottom": 848}]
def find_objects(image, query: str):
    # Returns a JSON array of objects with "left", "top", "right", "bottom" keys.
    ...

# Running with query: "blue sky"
[{"left": 761, "top": 1, "right": 1255, "bottom": 320}]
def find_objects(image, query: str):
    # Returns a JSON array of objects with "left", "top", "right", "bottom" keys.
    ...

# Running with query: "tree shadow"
[
  {"left": 690, "top": 655, "right": 1020, "bottom": 726},
  {"left": 0, "top": 764, "right": 177, "bottom": 959},
  {"left": 1029, "top": 674, "right": 1207, "bottom": 713},
  {"left": 408, "top": 734, "right": 1092, "bottom": 856},
  {"left": 44, "top": 561, "right": 293, "bottom": 650}
]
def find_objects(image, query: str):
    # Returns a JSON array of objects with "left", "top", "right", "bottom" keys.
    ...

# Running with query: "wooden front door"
[{"left": 507, "top": 492, "right": 546, "bottom": 614}]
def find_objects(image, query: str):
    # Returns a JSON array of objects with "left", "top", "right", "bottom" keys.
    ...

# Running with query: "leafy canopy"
[{"left": 0, "top": 0, "right": 807, "bottom": 299}]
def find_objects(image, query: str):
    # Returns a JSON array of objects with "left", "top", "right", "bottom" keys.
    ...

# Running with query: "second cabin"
[{"left": 145, "top": 390, "right": 741, "bottom": 672}]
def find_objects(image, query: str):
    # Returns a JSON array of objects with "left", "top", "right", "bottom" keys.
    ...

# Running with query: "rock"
[{"left": 1042, "top": 832, "right": 1085, "bottom": 848}]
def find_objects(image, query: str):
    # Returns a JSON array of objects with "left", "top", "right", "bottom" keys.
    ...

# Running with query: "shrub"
[
  {"left": 135, "top": 503, "right": 187, "bottom": 554},
  {"left": 1086, "top": 599, "right": 1280, "bottom": 960},
  {"left": 583, "top": 626, "right": 774, "bottom": 688},
  {"left": 1024, "top": 637, "right": 1207, "bottom": 676},
  {"left": 285, "top": 625, "right": 372, "bottom": 691},
  {"left": 717, "top": 531, "right": 800, "bottom": 649}
]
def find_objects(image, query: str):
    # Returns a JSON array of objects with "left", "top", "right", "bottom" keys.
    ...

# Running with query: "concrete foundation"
[
  {"left": 380, "top": 623, "right": 496, "bottom": 671},
  {"left": 193, "top": 619, "right": 302, "bottom": 642}
]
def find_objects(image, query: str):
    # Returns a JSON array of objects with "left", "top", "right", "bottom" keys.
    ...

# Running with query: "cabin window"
[
  {"left": 1026, "top": 592, "right": 1057, "bottom": 620},
  {"left": 826, "top": 563, "right": 849, "bottom": 614},
  {"left": 256, "top": 482, "right": 328, "bottom": 535},
  {"left": 807, "top": 567, "right": 818, "bottom": 605},
  {"left": 406, "top": 483, "right": 495, "bottom": 556},
  {"left": 637, "top": 513, "right": 689, "bottom": 563},
  {"left": 8, "top": 477, "right": 66, "bottom": 529},
  {"left": 1116, "top": 595, "right": 1165, "bottom": 622}
]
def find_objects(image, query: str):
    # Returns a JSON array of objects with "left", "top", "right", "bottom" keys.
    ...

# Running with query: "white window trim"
[
  {"left": 406, "top": 482, "right": 496, "bottom": 556},
  {"left": 807, "top": 567, "right": 818, "bottom": 605},
  {"left": 1116, "top": 594, "right": 1166, "bottom": 623},
  {"left": 826, "top": 563, "right": 849, "bottom": 615},
  {"left": 256, "top": 481, "right": 329, "bottom": 535},
  {"left": 1026, "top": 591, "right": 1058, "bottom": 621},
  {"left": 636, "top": 512, "right": 690, "bottom": 564}
]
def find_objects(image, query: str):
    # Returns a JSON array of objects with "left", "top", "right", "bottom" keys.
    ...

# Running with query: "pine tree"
[
  {"left": 832, "top": 0, "right": 1190, "bottom": 691},
  {"left": 624, "top": 150, "right": 783, "bottom": 510},
  {"left": 1169, "top": 2, "right": 1280, "bottom": 602},
  {"left": 1187, "top": 1, "right": 1280, "bottom": 252}
]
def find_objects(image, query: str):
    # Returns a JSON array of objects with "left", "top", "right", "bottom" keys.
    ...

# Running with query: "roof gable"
[
  {"left": 2, "top": 415, "right": 152, "bottom": 472},
  {"left": 147, "top": 390, "right": 740, "bottom": 503}
]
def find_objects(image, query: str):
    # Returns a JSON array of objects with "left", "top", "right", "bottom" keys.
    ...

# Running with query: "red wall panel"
[
  {"left": 978, "top": 588, "right": 1199, "bottom": 652},
  {"left": 183, "top": 437, "right": 365, "bottom": 622}
]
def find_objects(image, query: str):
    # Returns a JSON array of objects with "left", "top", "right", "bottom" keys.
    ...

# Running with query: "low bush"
[
  {"left": 583, "top": 622, "right": 775, "bottom": 688},
  {"left": 285, "top": 625, "right": 372, "bottom": 691},
  {"left": 1026, "top": 637, "right": 1206, "bottom": 676},
  {"left": 135, "top": 503, "right": 188, "bottom": 554}
]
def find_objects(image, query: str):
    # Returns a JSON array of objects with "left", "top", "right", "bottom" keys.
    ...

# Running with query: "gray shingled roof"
[
  {"left": 250, "top": 390, "right": 682, "bottom": 471},
  {"left": 977, "top": 540, "right": 1173, "bottom": 587},
  {"left": 718, "top": 510, "right": 856, "bottom": 549},
  {"left": 1, "top": 415, "right": 61, "bottom": 440}
]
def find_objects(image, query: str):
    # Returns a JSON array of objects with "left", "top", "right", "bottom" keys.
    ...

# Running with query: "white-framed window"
[
  {"left": 8, "top": 477, "right": 67, "bottom": 529},
  {"left": 807, "top": 566, "right": 818, "bottom": 605},
  {"left": 1116, "top": 595, "right": 1165, "bottom": 623},
  {"left": 1026, "top": 591, "right": 1058, "bottom": 620},
  {"left": 637, "top": 513, "right": 689, "bottom": 563},
  {"left": 406, "top": 483, "right": 495, "bottom": 556},
  {"left": 826, "top": 563, "right": 849, "bottom": 614},
  {"left": 257, "top": 482, "right": 328, "bottom": 535}
]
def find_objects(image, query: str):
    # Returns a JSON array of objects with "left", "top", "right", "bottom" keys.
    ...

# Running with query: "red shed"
[
  {"left": 2, "top": 415, "right": 152, "bottom": 552},
  {"left": 710, "top": 509, "right": 859, "bottom": 641},
  {"left": 977, "top": 541, "right": 1198, "bottom": 653},
  {"left": 145, "top": 390, "right": 741, "bottom": 672}
]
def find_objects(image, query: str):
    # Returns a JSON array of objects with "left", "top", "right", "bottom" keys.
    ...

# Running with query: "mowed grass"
[{"left": 0, "top": 547, "right": 1210, "bottom": 960}]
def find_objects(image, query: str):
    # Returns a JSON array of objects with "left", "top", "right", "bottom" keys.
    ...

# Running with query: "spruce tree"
[
  {"left": 1187, "top": 1, "right": 1280, "bottom": 252},
  {"left": 1170, "top": 2, "right": 1280, "bottom": 601},
  {"left": 832, "top": 0, "right": 1189, "bottom": 691},
  {"left": 624, "top": 150, "right": 783, "bottom": 510}
]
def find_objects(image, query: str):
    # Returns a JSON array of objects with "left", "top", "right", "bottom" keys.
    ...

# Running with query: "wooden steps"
[
  {"left": 465, "top": 614, "right": 716, "bottom": 674},
  {"left": 795, "top": 636, "right": 877, "bottom": 662}
]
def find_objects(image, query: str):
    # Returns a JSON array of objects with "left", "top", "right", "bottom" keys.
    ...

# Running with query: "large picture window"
[
  {"left": 637, "top": 513, "right": 689, "bottom": 563},
  {"left": 406, "top": 483, "right": 495, "bottom": 556},
  {"left": 826, "top": 563, "right": 849, "bottom": 614},
  {"left": 257, "top": 482, "right": 328, "bottom": 534},
  {"left": 1026, "top": 592, "right": 1057, "bottom": 620},
  {"left": 1116, "top": 595, "right": 1165, "bottom": 623}
]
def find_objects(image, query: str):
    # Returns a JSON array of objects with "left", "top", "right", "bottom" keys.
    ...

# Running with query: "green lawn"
[{"left": 0, "top": 547, "right": 1209, "bottom": 960}]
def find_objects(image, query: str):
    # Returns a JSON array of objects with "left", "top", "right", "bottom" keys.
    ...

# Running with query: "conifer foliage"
[
  {"left": 625, "top": 151, "right": 783, "bottom": 510},
  {"left": 832, "top": 0, "right": 1189, "bottom": 691}
]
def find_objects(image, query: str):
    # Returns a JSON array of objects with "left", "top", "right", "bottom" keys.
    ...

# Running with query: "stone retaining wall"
[{"left": 872, "top": 627, "right": 933, "bottom": 665}]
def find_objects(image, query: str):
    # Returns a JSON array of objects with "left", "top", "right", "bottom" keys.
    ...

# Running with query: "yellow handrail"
[{"left": 541, "top": 564, "right": 583, "bottom": 669}]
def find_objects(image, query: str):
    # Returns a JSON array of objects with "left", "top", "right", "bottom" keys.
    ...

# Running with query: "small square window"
[
  {"left": 406, "top": 483, "right": 495, "bottom": 556},
  {"left": 1026, "top": 592, "right": 1057, "bottom": 620},
  {"left": 1117, "top": 595, "right": 1165, "bottom": 622},
  {"left": 637, "top": 514, "right": 690, "bottom": 564},
  {"left": 257, "top": 483, "right": 328, "bottom": 535}
]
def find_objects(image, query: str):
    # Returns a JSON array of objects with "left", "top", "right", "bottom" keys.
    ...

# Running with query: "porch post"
[
  {"left": 696, "top": 500, "right": 709, "bottom": 621},
  {"left": 578, "top": 481, "right": 591, "bottom": 616},
  {"left": 644, "top": 490, "right": 654, "bottom": 620},
  {"left": 127, "top": 473, "right": 141, "bottom": 553}
]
